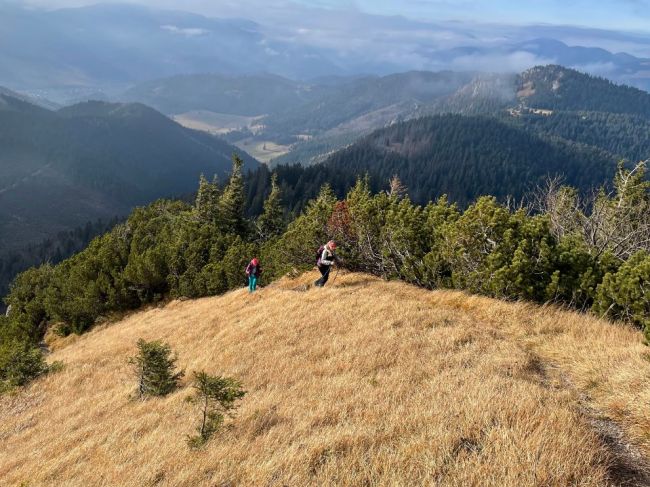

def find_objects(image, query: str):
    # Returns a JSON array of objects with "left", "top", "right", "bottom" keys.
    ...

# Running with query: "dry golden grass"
[{"left": 1, "top": 272, "right": 649, "bottom": 486}]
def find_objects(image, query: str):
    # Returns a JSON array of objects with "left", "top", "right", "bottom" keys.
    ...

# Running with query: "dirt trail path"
[{"left": 450, "top": 291, "right": 650, "bottom": 487}]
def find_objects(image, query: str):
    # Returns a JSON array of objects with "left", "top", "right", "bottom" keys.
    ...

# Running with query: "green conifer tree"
[
  {"left": 0, "top": 340, "right": 48, "bottom": 390},
  {"left": 186, "top": 370, "right": 246, "bottom": 448},
  {"left": 271, "top": 184, "right": 337, "bottom": 273},
  {"left": 257, "top": 173, "right": 285, "bottom": 240},
  {"left": 195, "top": 174, "right": 221, "bottom": 224},
  {"left": 129, "top": 339, "right": 184, "bottom": 398},
  {"left": 218, "top": 155, "right": 246, "bottom": 235}
]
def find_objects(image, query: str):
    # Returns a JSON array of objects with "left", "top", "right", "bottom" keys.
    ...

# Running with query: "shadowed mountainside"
[{"left": 0, "top": 95, "right": 258, "bottom": 253}]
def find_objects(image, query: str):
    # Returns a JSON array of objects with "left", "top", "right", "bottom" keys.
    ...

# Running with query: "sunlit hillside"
[{"left": 1, "top": 272, "right": 649, "bottom": 486}]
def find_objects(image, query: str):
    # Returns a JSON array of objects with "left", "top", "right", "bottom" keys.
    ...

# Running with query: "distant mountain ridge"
[
  {"left": 122, "top": 71, "right": 474, "bottom": 121},
  {"left": 242, "top": 65, "right": 650, "bottom": 211},
  {"left": 122, "top": 71, "right": 476, "bottom": 165},
  {"left": 125, "top": 65, "right": 650, "bottom": 167},
  {"left": 2, "top": 3, "right": 650, "bottom": 99},
  {"left": 263, "top": 71, "right": 475, "bottom": 137},
  {"left": 0, "top": 87, "right": 60, "bottom": 111},
  {"left": 426, "top": 37, "right": 650, "bottom": 90},
  {"left": 122, "top": 73, "right": 321, "bottom": 117},
  {"left": 0, "top": 3, "right": 340, "bottom": 94},
  {"left": 515, "top": 111, "right": 650, "bottom": 164},
  {"left": 516, "top": 65, "right": 650, "bottom": 116}
]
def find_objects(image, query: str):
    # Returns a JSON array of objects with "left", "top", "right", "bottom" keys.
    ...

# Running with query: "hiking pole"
[
  {"left": 331, "top": 257, "right": 343, "bottom": 285},
  {"left": 331, "top": 265, "right": 340, "bottom": 285}
]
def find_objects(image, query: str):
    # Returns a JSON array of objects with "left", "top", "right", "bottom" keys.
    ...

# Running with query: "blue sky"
[
  {"left": 20, "top": 0, "right": 650, "bottom": 30},
  {"left": 293, "top": 0, "right": 650, "bottom": 29}
]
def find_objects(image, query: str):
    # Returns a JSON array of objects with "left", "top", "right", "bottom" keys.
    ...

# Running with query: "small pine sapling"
[{"left": 186, "top": 370, "right": 246, "bottom": 448}]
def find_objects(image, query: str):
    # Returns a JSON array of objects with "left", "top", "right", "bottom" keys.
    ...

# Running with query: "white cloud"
[
  {"left": 571, "top": 62, "right": 618, "bottom": 76},
  {"left": 448, "top": 51, "right": 556, "bottom": 72},
  {"left": 160, "top": 25, "right": 210, "bottom": 37}
]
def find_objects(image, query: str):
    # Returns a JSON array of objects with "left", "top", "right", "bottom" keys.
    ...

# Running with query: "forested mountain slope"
[
  {"left": 515, "top": 111, "right": 650, "bottom": 163},
  {"left": 333, "top": 115, "right": 616, "bottom": 204},
  {"left": 0, "top": 218, "right": 119, "bottom": 312},
  {"left": 440, "top": 65, "right": 650, "bottom": 119},
  {"left": 517, "top": 65, "right": 650, "bottom": 116},
  {"left": 247, "top": 114, "right": 618, "bottom": 211},
  {"left": 0, "top": 96, "right": 258, "bottom": 253}
]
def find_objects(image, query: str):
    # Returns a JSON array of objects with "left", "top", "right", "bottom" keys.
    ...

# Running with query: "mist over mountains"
[{"left": 2, "top": 3, "right": 650, "bottom": 102}]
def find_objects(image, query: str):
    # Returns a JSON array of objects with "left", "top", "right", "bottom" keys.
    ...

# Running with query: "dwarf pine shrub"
[
  {"left": 0, "top": 341, "right": 48, "bottom": 391},
  {"left": 129, "top": 339, "right": 184, "bottom": 398},
  {"left": 594, "top": 251, "right": 650, "bottom": 342}
]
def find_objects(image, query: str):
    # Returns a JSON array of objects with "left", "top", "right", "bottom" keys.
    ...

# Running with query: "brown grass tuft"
[{"left": 1, "top": 271, "right": 649, "bottom": 486}]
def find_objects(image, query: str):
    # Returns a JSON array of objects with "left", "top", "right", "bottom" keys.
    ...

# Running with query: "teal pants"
[{"left": 248, "top": 275, "right": 258, "bottom": 292}]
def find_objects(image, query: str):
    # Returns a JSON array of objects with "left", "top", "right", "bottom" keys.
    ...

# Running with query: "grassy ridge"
[{"left": 1, "top": 272, "right": 648, "bottom": 485}]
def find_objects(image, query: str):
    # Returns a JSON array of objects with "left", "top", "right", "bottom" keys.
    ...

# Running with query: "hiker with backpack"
[
  {"left": 314, "top": 241, "right": 338, "bottom": 287},
  {"left": 245, "top": 258, "right": 262, "bottom": 293}
]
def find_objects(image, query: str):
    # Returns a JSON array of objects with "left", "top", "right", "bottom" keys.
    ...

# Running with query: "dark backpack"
[{"left": 316, "top": 245, "right": 325, "bottom": 264}]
